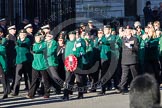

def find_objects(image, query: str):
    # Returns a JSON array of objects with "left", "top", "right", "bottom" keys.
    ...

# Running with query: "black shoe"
[
  {"left": 89, "top": 89, "right": 96, "bottom": 93},
  {"left": 77, "top": 95, "right": 83, "bottom": 99},
  {"left": 11, "top": 93, "right": 18, "bottom": 96},
  {"left": 2, "top": 95, "right": 8, "bottom": 99},
  {"left": 107, "top": 87, "right": 112, "bottom": 91},
  {"left": 44, "top": 95, "right": 50, "bottom": 99},
  {"left": 121, "top": 89, "right": 129, "bottom": 95},
  {"left": 69, "top": 91, "right": 73, "bottom": 95},
  {"left": 98, "top": 91, "right": 105, "bottom": 95},
  {"left": 62, "top": 96, "right": 69, "bottom": 101},
  {"left": 37, "top": 89, "right": 44, "bottom": 96},
  {"left": 83, "top": 90, "right": 87, "bottom": 93}
]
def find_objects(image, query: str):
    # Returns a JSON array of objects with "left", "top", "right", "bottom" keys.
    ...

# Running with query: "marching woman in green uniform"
[
  {"left": 27, "top": 33, "right": 50, "bottom": 99},
  {"left": 84, "top": 33, "right": 94, "bottom": 69},
  {"left": 0, "top": 29, "right": 10, "bottom": 99},
  {"left": 84, "top": 32, "right": 98, "bottom": 92},
  {"left": 75, "top": 29, "right": 88, "bottom": 92},
  {"left": 158, "top": 30, "right": 162, "bottom": 84},
  {"left": 93, "top": 28, "right": 109, "bottom": 95},
  {"left": 145, "top": 28, "right": 160, "bottom": 84},
  {"left": 45, "top": 33, "right": 63, "bottom": 94},
  {"left": 98, "top": 26, "right": 116, "bottom": 95},
  {"left": 63, "top": 31, "right": 86, "bottom": 100},
  {"left": 138, "top": 28, "right": 149, "bottom": 74},
  {"left": 12, "top": 30, "right": 32, "bottom": 96},
  {"left": 107, "top": 28, "right": 122, "bottom": 90}
]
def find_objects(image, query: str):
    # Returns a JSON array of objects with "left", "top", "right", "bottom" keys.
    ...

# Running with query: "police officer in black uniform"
[{"left": 6, "top": 25, "right": 17, "bottom": 90}]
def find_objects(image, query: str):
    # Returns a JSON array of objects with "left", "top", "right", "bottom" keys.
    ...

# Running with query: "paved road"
[{"left": 0, "top": 83, "right": 161, "bottom": 108}]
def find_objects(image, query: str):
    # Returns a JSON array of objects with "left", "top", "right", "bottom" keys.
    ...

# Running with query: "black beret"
[
  {"left": 18, "top": 29, "right": 27, "bottom": 34},
  {"left": 104, "top": 25, "right": 111, "bottom": 28},
  {"left": 68, "top": 31, "right": 76, "bottom": 35}
]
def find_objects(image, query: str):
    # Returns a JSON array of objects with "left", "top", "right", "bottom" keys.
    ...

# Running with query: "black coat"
[
  {"left": 121, "top": 36, "right": 139, "bottom": 65},
  {"left": 6, "top": 34, "right": 16, "bottom": 66}
]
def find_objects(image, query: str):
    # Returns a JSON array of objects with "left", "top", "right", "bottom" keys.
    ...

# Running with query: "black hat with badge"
[
  {"left": 68, "top": 31, "right": 76, "bottom": 35},
  {"left": 104, "top": 25, "right": 111, "bottom": 29},
  {"left": 80, "top": 23, "right": 85, "bottom": 27},
  {"left": 18, "top": 29, "right": 27, "bottom": 34},
  {"left": 97, "top": 28, "right": 103, "bottom": 32},
  {"left": 34, "top": 32, "right": 42, "bottom": 37},
  {"left": 59, "top": 31, "right": 67, "bottom": 36}
]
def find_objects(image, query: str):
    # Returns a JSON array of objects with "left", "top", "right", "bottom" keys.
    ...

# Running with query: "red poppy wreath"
[{"left": 64, "top": 55, "right": 78, "bottom": 72}]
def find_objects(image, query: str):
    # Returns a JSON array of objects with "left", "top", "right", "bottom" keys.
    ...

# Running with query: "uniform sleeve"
[
  {"left": 132, "top": 37, "right": 139, "bottom": 52},
  {"left": 1, "top": 38, "right": 7, "bottom": 46},
  {"left": 0, "top": 45, "right": 6, "bottom": 55},
  {"left": 33, "top": 42, "right": 47, "bottom": 53},
  {"left": 47, "top": 40, "right": 58, "bottom": 57},
  {"left": 16, "top": 38, "right": 31, "bottom": 48},
  {"left": 75, "top": 40, "right": 86, "bottom": 57}
]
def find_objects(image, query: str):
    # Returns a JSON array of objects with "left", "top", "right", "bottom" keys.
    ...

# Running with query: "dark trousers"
[
  {"left": 13, "top": 62, "right": 32, "bottom": 95},
  {"left": 0, "top": 66, "right": 10, "bottom": 96},
  {"left": 6, "top": 55, "right": 16, "bottom": 90},
  {"left": 28, "top": 69, "right": 50, "bottom": 97},
  {"left": 88, "top": 71, "right": 99, "bottom": 90},
  {"left": 107, "top": 63, "right": 122, "bottom": 89},
  {"left": 145, "top": 60, "right": 160, "bottom": 84},
  {"left": 64, "top": 71, "right": 83, "bottom": 97},
  {"left": 100, "top": 59, "right": 110, "bottom": 92},
  {"left": 113, "top": 62, "right": 122, "bottom": 89},
  {"left": 118, "top": 64, "right": 138, "bottom": 90},
  {"left": 9, "top": 66, "right": 16, "bottom": 90},
  {"left": 57, "top": 62, "right": 65, "bottom": 81},
  {"left": 159, "top": 57, "right": 162, "bottom": 84},
  {"left": 47, "top": 66, "right": 62, "bottom": 92}
]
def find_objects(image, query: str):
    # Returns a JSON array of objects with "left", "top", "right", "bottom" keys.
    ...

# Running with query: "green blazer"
[
  {"left": 65, "top": 40, "right": 76, "bottom": 58},
  {"left": 145, "top": 37, "right": 160, "bottom": 61},
  {"left": 138, "top": 37, "right": 149, "bottom": 64},
  {"left": 111, "top": 35, "right": 122, "bottom": 60},
  {"left": 159, "top": 35, "right": 162, "bottom": 56},
  {"left": 0, "top": 38, "right": 7, "bottom": 72},
  {"left": 94, "top": 36, "right": 108, "bottom": 60},
  {"left": 46, "top": 39, "right": 58, "bottom": 67},
  {"left": 15, "top": 38, "right": 32, "bottom": 64},
  {"left": 32, "top": 41, "right": 48, "bottom": 70},
  {"left": 65, "top": 38, "right": 87, "bottom": 69},
  {"left": 85, "top": 38, "right": 94, "bottom": 64}
]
